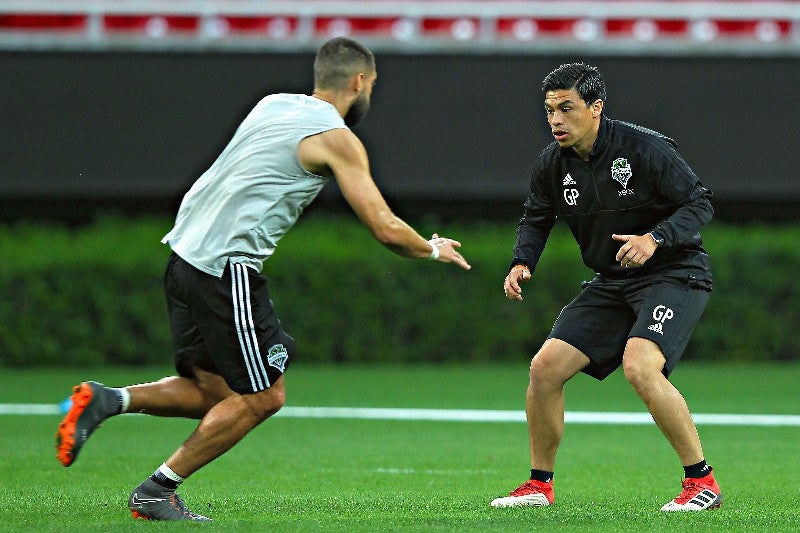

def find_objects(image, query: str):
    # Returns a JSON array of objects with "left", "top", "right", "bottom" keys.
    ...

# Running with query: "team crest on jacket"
[{"left": 611, "top": 157, "right": 634, "bottom": 195}]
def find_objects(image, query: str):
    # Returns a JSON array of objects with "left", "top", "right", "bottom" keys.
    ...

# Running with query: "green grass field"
[{"left": 2, "top": 363, "right": 799, "bottom": 531}]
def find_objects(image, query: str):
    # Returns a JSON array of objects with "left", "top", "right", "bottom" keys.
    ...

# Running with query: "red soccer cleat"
[
  {"left": 490, "top": 479, "right": 555, "bottom": 508},
  {"left": 661, "top": 471, "right": 723, "bottom": 511}
]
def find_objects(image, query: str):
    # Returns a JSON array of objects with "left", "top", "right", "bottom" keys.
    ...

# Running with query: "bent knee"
[
  {"left": 529, "top": 353, "right": 556, "bottom": 383},
  {"left": 267, "top": 388, "right": 286, "bottom": 414},
  {"left": 529, "top": 340, "right": 588, "bottom": 386},
  {"left": 247, "top": 383, "right": 286, "bottom": 422},
  {"left": 622, "top": 338, "right": 666, "bottom": 387},
  {"left": 621, "top": 359, "right": 646, "bottom": 388}
]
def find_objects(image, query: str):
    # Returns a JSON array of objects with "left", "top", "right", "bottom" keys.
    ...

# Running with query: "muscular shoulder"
[
  {"left": 302, "top": 127, "right": 362, "bottom": 156},
  {"left": 298, "top": 127, "right": 366, "bottom": 177}
]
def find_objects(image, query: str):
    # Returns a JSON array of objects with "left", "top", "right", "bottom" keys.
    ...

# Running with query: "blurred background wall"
[
  {"left": 1, "top": 0, "right": 799, "bottom": 222},
  {"left": 2, "top": 1, "right": 799, "bottom": 366}
]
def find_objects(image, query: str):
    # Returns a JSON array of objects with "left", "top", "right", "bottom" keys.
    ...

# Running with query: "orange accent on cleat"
[
  {"left": 131, "top": 510, "right": 151, "bottom": 520},
  {"left": 54, "top": 383, "right": 94, "bottom": 466}
]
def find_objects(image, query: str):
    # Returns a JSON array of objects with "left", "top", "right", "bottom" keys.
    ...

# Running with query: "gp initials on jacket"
[{"left": 563, "top": 188, "right": 579, "bottom": 206}]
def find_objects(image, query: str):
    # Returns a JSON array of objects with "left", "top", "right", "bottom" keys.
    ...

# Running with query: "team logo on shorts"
[
  {"left": 267, "top": 344, "right": 289, "bottom": 372},
  {"left": 611, "top": 157, "right": 634, "bottom": 196},
  {"left": 647, "top": 305, "right": 674, "bottom": 335}
]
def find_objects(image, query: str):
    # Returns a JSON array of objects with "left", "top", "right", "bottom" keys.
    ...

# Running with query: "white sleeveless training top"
[{"left": 161, "top": 94, "right": 346, "bottom": 277}]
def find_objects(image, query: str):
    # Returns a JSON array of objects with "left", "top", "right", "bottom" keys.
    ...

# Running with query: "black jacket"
[{"left": 511, "top": 116, "right": 713, "bottom": 282}]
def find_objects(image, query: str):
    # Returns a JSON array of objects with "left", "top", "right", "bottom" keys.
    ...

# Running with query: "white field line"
[{"left": 2, "top": 403, "right": 800, "bottom": 426}]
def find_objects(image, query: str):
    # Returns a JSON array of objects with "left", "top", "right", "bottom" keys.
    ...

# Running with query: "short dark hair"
[
  {"left": 541, "top": 63, "right": 606, "bottom": 107},
  {"left": 314, "top": 37, "right": 376, "bottom": 91}
]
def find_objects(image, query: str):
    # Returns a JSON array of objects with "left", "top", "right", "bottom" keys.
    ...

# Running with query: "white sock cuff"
[
  {"left": 158, "top": 463, "right": 185, "bottom": 483},
  {"left": 117, "top": 388, "right": 131, "bottom": 413}
]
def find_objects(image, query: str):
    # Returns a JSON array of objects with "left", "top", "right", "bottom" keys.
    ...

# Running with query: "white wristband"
[{"left": 427, "top": 240, "right": 440, "bottom": 260}]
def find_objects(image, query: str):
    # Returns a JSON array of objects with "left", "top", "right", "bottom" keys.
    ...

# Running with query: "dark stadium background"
[{"left": 2, "top": 51, "right": 798, "bottom": 223}]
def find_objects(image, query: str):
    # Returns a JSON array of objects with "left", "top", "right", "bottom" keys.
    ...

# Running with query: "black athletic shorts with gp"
[
  {"left": 164, "top": 252, "right": 295, "bottom": 394},
  {"left": 548, "top": 268, "right": 712, "bottom": 381}
]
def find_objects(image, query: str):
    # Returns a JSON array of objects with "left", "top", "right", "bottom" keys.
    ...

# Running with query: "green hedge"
[{"left": 1, "top": 214, "right": 798, "bottom": 366}]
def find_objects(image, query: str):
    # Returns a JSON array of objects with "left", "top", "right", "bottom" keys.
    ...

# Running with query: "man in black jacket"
[{"left": 490, "top": 63, "right": 722, "bottom": 512}]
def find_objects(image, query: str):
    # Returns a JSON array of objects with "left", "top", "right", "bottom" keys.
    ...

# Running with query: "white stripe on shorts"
[{"left": 230, "top": 263, "right": 270, "bottom": 392}]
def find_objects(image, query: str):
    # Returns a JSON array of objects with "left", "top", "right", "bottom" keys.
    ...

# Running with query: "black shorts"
[
  {"left": 164, "top": 252, "right": 294, "bottom": 394},
  {"left": 548, "top": 269, "right": 711, "bottom": 381}
]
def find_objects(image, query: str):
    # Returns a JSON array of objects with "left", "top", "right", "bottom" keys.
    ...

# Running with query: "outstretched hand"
[
  {"left": 429, "top": 233, "right": 471, "bottom": 270},
  {"left": 612, "top": 233, "right": 658, "bottom": 268}
]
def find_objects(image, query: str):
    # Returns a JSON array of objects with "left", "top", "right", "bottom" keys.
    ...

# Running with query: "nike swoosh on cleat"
[{"left": 130, "top": 493, "right": 168, "bottom": 505}]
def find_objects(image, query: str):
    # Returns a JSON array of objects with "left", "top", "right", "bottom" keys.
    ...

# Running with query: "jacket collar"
[{"left": 560, "top": 115, "right": 611, "bottom": 160}]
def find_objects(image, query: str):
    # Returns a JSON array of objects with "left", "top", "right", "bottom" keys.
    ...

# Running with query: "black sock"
[
  {"left": 684, "top": 460, "right": 711, "bottom": 479},
  {"left": 530, "top": 469, "right": 554, "bottom": 483},
  {"left": 150, "top": 471, "right": 180, "bottom": 490}
]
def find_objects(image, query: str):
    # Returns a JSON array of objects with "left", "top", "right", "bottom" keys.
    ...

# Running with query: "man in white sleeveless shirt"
[{"left": 56, "top": 37, "right": 470, "bottom": 522}]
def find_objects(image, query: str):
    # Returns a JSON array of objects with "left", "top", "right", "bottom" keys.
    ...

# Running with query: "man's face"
[
  {"left": 544, "top": 87, "right": 602, "bottom": 156},
  {"left": 344, "top": 71, "right": 377, "bottom": 127}
]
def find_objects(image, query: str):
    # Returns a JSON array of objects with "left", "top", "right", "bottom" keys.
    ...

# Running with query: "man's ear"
[
  {"left": 592, "top": 99, "right": 604, "bottom": 118},
  {"left": 350, "top": 72, "right": 365, "bottom": 93}
]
